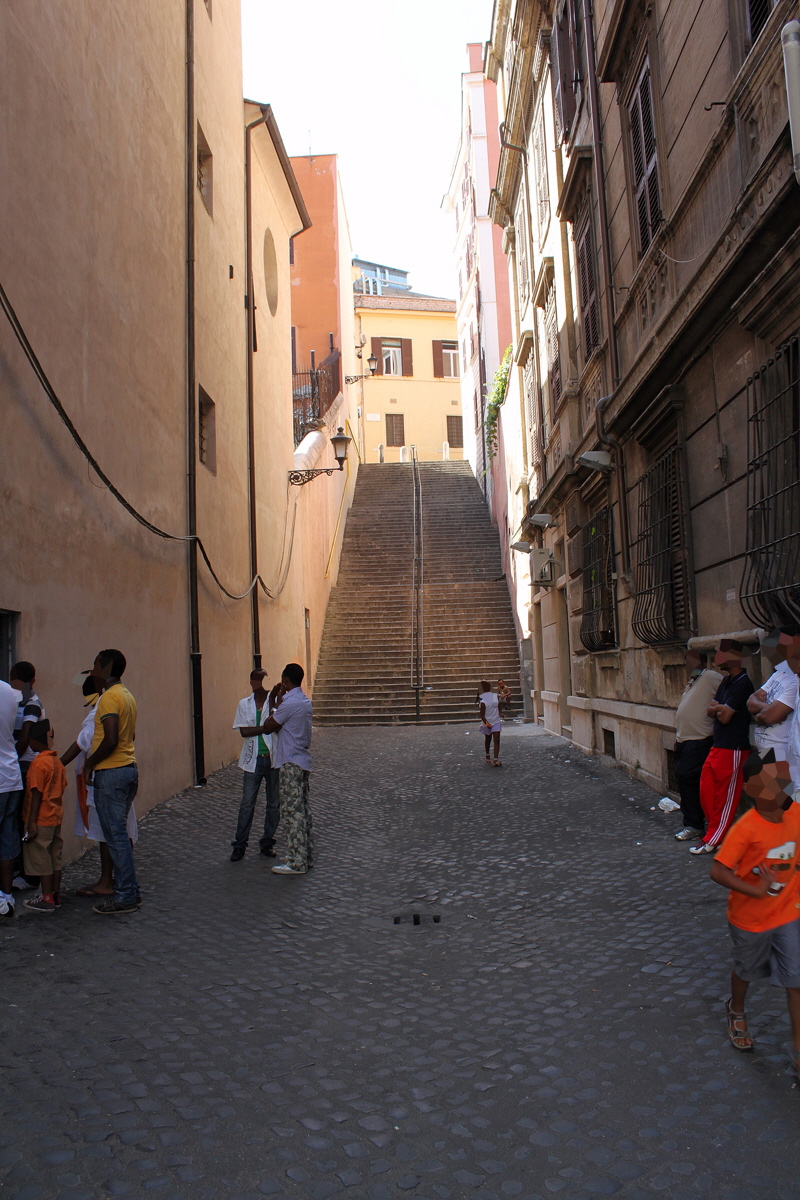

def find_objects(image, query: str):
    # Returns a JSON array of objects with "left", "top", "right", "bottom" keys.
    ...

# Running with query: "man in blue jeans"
[
  {"left": 83, "top": 649, "right": 140, "bottom": 915},
  {"left": 230, "top": 669, "right": 280, "bottom": 861}
]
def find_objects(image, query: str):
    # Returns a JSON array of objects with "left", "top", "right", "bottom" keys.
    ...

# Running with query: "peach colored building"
[{"left": 0, "top": 0, "right": 356, "bottom": 862}]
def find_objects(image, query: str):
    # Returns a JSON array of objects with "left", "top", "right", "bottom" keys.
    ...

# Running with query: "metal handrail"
[{"left": 410, "top": 446, "right": 425, "bottom": 720}]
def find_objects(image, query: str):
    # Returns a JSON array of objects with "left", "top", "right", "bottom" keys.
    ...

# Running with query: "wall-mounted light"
[
  {"left": 577, "top": 450, "right": 614, "bottom": 473},
  {"left": 289, "top": 427, "right": 352, "bottom": 486},
  {"left": 511, "top": 540, "right": 532, "bottom": 553},
  {"left": 345, "top": 354, "right": 378, "bottom": 385},
  {"left": 528, "top": 513, "right": 555, "bottom": 528}
]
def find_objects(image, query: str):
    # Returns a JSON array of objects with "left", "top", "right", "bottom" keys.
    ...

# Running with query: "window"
[
  {"left": 551, "top": 1, "right": 580, "bottom": 142},
  {"left": 372, "top": 337, "right": 412, "bottom": 376},
  {"left": 196, "top": 123, "right": 213, "bottom": 216},
  {"left": 576, "top": 221, "right": 599, "bottom": 360},
  {"left": 631, "top": 444, "right": 694, "bottom": 643},
  {"left": 740, "top": 333, "right": 800, "bottom": 628},
  {"left": 433, "top": 340, "right": 460, "bottom": 378},
  {"left": 544, "top": 283, "right": 562, "bottom": 407},
  {"left": 0, "top": 611, "right": 18, "bottom": 682},
  {"left": 580, "top": 510, "right": 617, "bottom": 651},
  {"left": 289, "top": 237, "right": 294, "bottom": 266},
  {"left": 523, "top": 351, "right": 539, "bottom": 468},
  {"left": 198, "top": 387, "right": 217, "bottom": 474},
  {"left": 533, "top": 112, "right": 550, "bottom": 242},
  {"left": 447, "top": 415, "right": 464, "bottom": 448},
  {"left": 748, "top": 0, "right": 778, "bottom": 42},
  {"left": 628, "top": 62, "right": 661, "bottom": 256},
  {"left": 382, "top": 339, "right": 402, "bottom": 375},
  {"left": 386, "top": 413, "right": 405, "bottom": 447}
]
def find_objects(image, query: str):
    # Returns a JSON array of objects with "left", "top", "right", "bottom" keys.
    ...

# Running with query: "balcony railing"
[{"left": 292, "top": 351, "right": 340, "bottom": 446}]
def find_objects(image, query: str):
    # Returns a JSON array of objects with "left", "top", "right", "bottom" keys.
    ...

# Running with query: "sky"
[{"left": 241, "top": 0, "right": 494, "bottom": 300}]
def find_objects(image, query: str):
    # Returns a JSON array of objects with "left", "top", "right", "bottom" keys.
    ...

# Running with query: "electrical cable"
[{"left": 0, "top": 278, "right": 295, "bottom": 602}]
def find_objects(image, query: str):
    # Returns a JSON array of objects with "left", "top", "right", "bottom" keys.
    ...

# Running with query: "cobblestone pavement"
[{"left": 2, "top": 723, "right": 800, "bottom": 1200}]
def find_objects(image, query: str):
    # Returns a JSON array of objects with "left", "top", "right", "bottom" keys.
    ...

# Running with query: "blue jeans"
[
  {"left": 93, "top": 765, "right": 139, "bottom": 905},
  {"left": 232, "top": 757, "right": 280, "bottom": 850}
]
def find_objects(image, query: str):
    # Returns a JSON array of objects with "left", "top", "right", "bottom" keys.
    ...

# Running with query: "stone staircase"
[{"left": 312, "top": 461, "right": 523, "bottom": 725}]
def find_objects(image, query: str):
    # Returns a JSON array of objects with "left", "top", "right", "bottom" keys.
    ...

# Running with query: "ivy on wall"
[{"left": 485, "top": 345, "right": 513, "bottom": 460}]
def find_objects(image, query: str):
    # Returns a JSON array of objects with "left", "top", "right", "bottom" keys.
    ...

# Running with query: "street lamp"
[
  {"left": 288, "top": 427, "right": 352, "bottom": 486},
  {"left": 344, "top": 353, "right": 378, "bottom": 385}
]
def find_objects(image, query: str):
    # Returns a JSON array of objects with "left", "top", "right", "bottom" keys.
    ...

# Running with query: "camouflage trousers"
[{"left": 279, "top": 763, "right": 314, "bottom": 870}]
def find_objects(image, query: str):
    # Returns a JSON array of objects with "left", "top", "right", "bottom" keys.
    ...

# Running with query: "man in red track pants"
[{"left": 690, "top": 640, "right": 754, "bottom": 856}]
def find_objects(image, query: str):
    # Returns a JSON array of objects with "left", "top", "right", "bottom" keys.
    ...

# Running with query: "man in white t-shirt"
[
  {"left": 771, "top": 631, "right": 800, "bottom": 794},
  {"left": 229, "top": 669, "right": 280, "bottom": 862},
  {"left": 748, "top": 630, "right": 800, "bottom": 773},
  {"left": 0, "top": 678, "right": 24, "bottom": 917}
]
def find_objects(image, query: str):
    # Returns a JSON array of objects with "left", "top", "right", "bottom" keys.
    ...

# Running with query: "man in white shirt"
[
  {"left": 0, "top": 678, "right": 24, "bottom": 917},
  {"left": 748, "top": 630, "right": 800, "bottom": 774},
  {"left": 771, "top": 630, "right": 800, "bottom": 794},
  {"left": 229, "top": 669, "right": 280, "bottom": 862},
  {"left": 9, "top": 661, "right": 45, "bottom": 787},
  {"left": 261, "top": 663, "right": 314, "bottom": 876}
]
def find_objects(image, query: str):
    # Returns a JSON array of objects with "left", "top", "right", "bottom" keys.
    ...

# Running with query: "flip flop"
[{"left": 76, "top": 887, "right": 113, "bottom": 897}]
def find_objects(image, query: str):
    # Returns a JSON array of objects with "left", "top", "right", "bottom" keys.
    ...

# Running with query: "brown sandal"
[{"left": 725, "top": 999, "right": 753, "bottom": 1051}]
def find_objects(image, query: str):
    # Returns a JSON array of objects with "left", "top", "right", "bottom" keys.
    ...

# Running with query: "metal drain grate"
[{"left": 393, "top": 913, "right": 441, "bottom": 926}]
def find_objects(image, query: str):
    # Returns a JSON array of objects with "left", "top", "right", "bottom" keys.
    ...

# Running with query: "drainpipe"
[
  {"left": 783, "top": 21, "right": 800, "bottom": 185},
  {"left": 185, "top": 0, "right": 206, "bottom": 784},
  {"left": 245, "top": 108, "right": 269, "bottom": 669}
]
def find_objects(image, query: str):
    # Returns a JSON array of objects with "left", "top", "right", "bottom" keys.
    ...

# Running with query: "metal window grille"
[
  {"left": 446, "top": 415, "right": 464, "bottom": 448},
  {"left": 748, "top": 0, "right": 776, "bottom": 41},
  {"left": 628, "top": 63, "right": 661, "bottom": 256},
  {"left": 580, "top": 510, "right": 617, "bottom": 651},
  {"left": 545, "top": 284, "right": 562, "bottom": 405},
  {"left": 386, "top": 413, "right": 405, "bottom": 447},
  {"left": 740, "top": 333, "right": 800, "bottom": 627},
  {"left": 577, "top": 221, "right": 599, "bottom": 359},
  {"left": 631, "top": 444, "right": 694, "bottom": 643}
]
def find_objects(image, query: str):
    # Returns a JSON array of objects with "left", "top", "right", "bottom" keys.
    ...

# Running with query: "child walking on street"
[
  {"left": 479, "top": 680, "right": 502, "bottom": 767},
  {"left": 710, "top": 749, "right": 800, "bottom": 1073},
  {"left": 22, "top": 720, "right": 67, "bottom": 913}
]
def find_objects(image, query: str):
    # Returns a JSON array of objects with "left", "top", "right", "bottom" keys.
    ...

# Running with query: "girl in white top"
[{"left": 479, "top": 680, "right": 503, "bottom": 767}]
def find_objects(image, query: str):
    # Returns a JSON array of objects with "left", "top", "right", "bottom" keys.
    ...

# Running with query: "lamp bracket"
[{"left": 288, "top": 467, "right": 343, "bottom": 486}]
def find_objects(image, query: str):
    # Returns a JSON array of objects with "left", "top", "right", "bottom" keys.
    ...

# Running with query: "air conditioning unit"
[{"left": 531, "top": 548, "right": 560, "bottom": 587}]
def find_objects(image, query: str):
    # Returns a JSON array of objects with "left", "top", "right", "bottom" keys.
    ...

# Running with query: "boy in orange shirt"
[
  {"left": 22, "top": 720, "right": 67, "bottom": 914},
  {"left": 710, "top": 749, "right": 800, "bottom": 1074}
]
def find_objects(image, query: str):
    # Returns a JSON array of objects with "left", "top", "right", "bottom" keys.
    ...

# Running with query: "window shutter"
[
  {"left": 371, "top": 336, "right": 383, "bottom": 375},
  {"left": 545, "top": 285, "right": 562, "bottom": 406},
  {"left": 401, "top": 338, "right": 413, "bottom": 377},
  {"left": 386, "top": 413, "right": 405, "bottom": 447},
  {"left": 628, "top": 64, "right": 661, "bottom": 256},
  {"left": 432, "top": 340, "right": 444, "bottom": 378},
  {"left": 551, "top": 8, "right": 577, "bottom": 143},
  {"left": 577, "top": 223, "right": 599, "bottom": 359}
]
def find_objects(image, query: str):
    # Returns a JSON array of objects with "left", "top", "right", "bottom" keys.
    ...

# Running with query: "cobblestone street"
[{"left": 3, "top": 723, "right": 800, "bottom": 1200}]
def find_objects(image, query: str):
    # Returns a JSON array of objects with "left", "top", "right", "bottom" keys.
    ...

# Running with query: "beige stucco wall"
[
  {"left": 0, "top": 1, "right": 356, "bottom": 865},
  {"left": 353, "top": 306, "right": 463, "bottom": 463}
]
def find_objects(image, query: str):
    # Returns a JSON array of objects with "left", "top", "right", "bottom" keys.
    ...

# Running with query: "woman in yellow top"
[{"left": 82, "top": 649, "right": 140, "bottom": 916}]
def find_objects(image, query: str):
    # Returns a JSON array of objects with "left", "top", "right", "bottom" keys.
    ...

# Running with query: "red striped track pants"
[{"left": 699, "top": 746, "right": 745, "bottom": 847}]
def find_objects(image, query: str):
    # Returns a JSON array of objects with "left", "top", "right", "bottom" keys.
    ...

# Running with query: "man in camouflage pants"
[{"left": 262, "top": 663, "right": 314, "bottom": 876}]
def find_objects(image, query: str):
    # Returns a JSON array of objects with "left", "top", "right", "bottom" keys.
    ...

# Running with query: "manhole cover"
[{"left": 393, "top": 913, "right": 441, "bottom": 926}]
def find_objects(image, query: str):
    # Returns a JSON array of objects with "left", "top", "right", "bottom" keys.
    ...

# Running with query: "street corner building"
[
  {"left": 452, "top": 0, "right": 800, "bottom": 790},
  {"left": 0, "top": 0, "right": 360, "bottom": 863}
]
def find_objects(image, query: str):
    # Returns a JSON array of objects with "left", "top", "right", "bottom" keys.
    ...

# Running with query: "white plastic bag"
[{"left": 658, "top": 796, "right": 680, "bottom": 812}]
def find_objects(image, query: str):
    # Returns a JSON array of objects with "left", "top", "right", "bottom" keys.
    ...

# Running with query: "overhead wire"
[{"left": 0, "top": 278, "right": 295, "bottom": 602}]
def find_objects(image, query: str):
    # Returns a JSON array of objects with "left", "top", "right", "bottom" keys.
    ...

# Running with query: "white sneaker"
[
  {"left": 12, "top": 876, "right": 34, "bottom": 891},
  {"left": 689, "top": 842, "right": 716, "bottom": 855},
  {"left": 0, "top": 896, "right": 14, "bottom": 918},
  {"left": 271, "top": 863, "right": 307, "bottom": 875}
]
